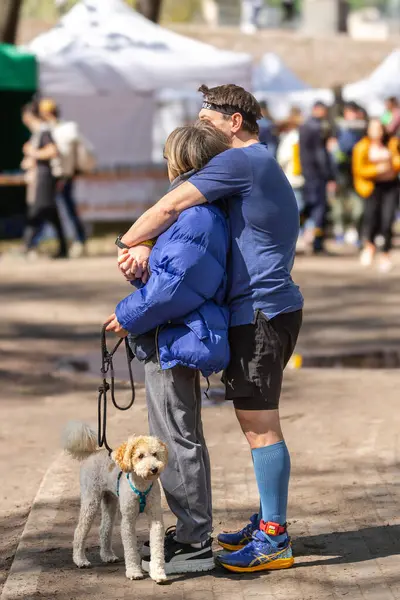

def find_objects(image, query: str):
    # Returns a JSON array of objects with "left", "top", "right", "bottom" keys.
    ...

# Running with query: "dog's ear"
[
  {"left": 112, "top": 441, "right": 130, "bottom": 472},
  {"left": 158, "top": 440, "right": 169, "bottom": 465}
]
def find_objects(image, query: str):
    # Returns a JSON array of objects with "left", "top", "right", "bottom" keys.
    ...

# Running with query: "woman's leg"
[
  {"left": 194, "top": 371, "right": 212, "bottom": 525},
  {"left": 61, "top": 178, "right": 87, "bottom": 244},
  {"left": 24, "top": 208, "right": 44, "bottom": 251},
  {"left": 360, "top": 191, "right": 380, "bottom": 265},
  {"left": 48, "top": 206, "right": 68, "bottom": 257},
  {"left": 144, "top": 357, "right": 212, "bottom": 544},
  {"left": 380, "top": 183, "right": 399, "bottom": 254},
  {"left": 362, "top": 191, "right": 380, "bottom": 246}
]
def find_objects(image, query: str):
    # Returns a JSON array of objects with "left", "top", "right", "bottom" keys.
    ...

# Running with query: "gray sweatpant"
[{"left": 144, "top": 356, "right": 212, "bottom": 544}]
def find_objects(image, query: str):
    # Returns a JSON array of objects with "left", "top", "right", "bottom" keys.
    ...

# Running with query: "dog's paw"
[
  {"left": 100, "top": 551, "right": 120, "bottom": 564},
  {"left": 150, "top": 569, "right": 167, "bottom": 585},
  {"left": 73, "top": 556, "right": 91, "bottom": 569},
  {"left": 126, "top": 567, "right": 144, "bottom": 580}
]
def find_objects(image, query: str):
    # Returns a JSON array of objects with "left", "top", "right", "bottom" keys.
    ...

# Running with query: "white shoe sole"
[{"left": 142, "top": 556, "right": 215, "bottom": 575}]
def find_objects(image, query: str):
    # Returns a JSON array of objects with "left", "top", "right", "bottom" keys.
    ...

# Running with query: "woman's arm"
[
  {"left": 352, "top": 142, "right": 380, "bottom": 180},
  {"left": 115, "top": 213, "right": 227, "bottom": 336},
  {"left": 389, "top": 137, "right": 400, "bottom": 172},
  {"left": 33, "top": 143, "right": 58, "bottom": 161}
]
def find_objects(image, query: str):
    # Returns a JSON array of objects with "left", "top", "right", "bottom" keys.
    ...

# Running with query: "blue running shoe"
[
  {"left": 217, "top": 513, "right": 259, "bottom": 551},
  {"left": 216, "top": 530, "right": 294, "bottom": 573}
]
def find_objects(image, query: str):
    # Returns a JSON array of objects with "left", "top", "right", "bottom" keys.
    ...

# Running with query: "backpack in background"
[{"left": 52, "top": 121, "right": 96, "bottom": 178}]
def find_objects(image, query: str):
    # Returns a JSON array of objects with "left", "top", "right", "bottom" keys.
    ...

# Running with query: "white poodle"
[{"left": 63, "top": 421, "right": 168, "bottom": 583}]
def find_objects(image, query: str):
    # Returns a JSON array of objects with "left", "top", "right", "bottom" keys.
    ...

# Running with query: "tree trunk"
[
  {"left": 337, "top": 0, "right": 349, "bottom": 33},
  {"left": 136, "top": 0, "right": 162, "bottom": 23},
  {"left": 0, "top": 0, "right": 23, "bottom": 45}
]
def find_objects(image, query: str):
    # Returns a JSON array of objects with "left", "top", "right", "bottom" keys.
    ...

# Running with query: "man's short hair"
[
  {"left": 198, "top": 84, "right": 262, "bottom": 135},
  {"left": 313, "top": 101, "right": 328, "bottom": 110},
  {"left": 344, "top": 101, "right": 359, "bottom": 112}
]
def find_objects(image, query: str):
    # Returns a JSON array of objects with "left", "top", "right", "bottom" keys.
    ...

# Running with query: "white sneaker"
[
  {"left": 26, "top": 249, "right": 39, "bottom": 261},
  {"left": 378, "top": 256, "right": 393, "bottom": 273},
  {"left": 69, "top": 242, "right": 87, "bottom": 259},
  {"left": 344, "top": 228, "right": 359, "bottom": 246},
  {"left": 360, "top": 248, "right": 374, "bottom": 267}
]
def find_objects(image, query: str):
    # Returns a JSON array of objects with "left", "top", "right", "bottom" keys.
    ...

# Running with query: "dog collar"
[{"left": 116, "top": 471, "right": 153, "bottom": 513}]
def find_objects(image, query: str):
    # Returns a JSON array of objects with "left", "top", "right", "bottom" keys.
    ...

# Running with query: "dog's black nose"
[{"left": 151, "top": 467, "right": 158, "bottom": 474}]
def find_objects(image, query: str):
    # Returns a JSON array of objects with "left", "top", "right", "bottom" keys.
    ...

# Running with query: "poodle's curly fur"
[{"left": 63, "top": 421, "right": 168, "bottom": 583}]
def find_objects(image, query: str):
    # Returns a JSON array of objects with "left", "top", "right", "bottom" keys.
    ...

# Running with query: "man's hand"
[
  {"left": 118, "top": 244, "right": 151, "bottom": 283},
  {"left": 105, "top": 313, "right": 128, "bottom": 338}
]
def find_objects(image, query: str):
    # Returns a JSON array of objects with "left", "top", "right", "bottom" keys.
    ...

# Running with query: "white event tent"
[
  {"left": 253, "top": 53, "right": 333, "bottom": 119},
  {"left": 29, "top": 0, "right": 252, "bottom": 168},
  {"left": 343, "top": 49, "right": 400, "bottom": 116},
  {"left": 28, "top": 0, "right": 251, "bottom": 221}
]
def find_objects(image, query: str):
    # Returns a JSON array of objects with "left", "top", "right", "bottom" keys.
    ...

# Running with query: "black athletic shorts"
[{"left": 223, "top": 309, "right": 303, "bottom": 411}]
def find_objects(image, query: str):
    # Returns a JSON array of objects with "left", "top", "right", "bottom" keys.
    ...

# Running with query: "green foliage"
[
  {"left": 22, "top": 0, "right": 201, "bottom": 22},
  {"left": 22, "top": 0, "right": 79, "bottom": 19},
  {"left": 160, "top": 0, "right": 201, "bottom": 23}
]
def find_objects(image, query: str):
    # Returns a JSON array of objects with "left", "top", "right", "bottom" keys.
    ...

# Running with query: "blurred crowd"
[
  {"left": 20, "top": 98, "right": 95, "bottom": 260},
  {"left": 263, "top": 96, "right": 400, "bottom": 272},
  {"left": 19, "top": 93, "right": 400, "bottom": 271}
]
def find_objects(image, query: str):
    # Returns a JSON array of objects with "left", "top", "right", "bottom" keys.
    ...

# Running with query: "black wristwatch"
[{"left": 115, "top": 234, "right": 130, "bottom": 250}]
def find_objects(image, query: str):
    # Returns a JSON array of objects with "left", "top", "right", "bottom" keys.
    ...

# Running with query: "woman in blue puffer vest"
[{"left": 107, "top": 122, "right": 231, "bottom": 557}]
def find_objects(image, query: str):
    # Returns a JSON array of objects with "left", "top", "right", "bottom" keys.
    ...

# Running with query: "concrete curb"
[{"left": 1, "top": 453, "right": 74, "bottom": 600}]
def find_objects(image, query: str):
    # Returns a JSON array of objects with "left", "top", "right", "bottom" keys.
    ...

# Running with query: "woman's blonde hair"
[{"left": 164, "top": 121, "right": 231, "bottom": 181}]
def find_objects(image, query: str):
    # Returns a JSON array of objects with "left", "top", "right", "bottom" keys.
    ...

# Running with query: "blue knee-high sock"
[{"left": 252, "top": 441, "right": 291, "bottom": 544}]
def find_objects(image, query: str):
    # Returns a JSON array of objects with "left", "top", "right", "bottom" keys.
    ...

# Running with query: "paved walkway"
[{"left": 1, "top": 250, "right": 400, "bottom": 598}]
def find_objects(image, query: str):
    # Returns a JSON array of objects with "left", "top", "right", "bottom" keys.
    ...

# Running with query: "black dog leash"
[{"left": 98, "top": 324, "right": 135, "bottom": 454}]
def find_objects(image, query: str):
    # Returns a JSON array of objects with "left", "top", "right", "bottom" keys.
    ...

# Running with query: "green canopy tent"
[
  {"left": 0, "top": 43, "right": 37, "bottom": 170},
  {"left": 0, "top": 43, "right": 37, "bottom": 238}
]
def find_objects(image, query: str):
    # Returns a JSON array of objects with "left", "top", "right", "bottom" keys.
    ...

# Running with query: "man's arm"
[{"left": 121, "top": 181, "right": 206, "bottom": 248}]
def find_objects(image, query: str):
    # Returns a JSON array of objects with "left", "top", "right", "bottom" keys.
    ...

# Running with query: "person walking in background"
[
  {"left": 39, "top": 98, "right": 89, "bottom": 258},
  {"left": 21, "top": 102, "right": 42, "bottom": 211},
  {"left": 21, "top": 104, "right": 68, "bottom": 260},
  {"left": 277, "top": 107, "right": 304, "bottom": 213},
  {"left": 330, "top": 101, "right": 367, "bottom": 245},
  {"left": 299, "top": 101, "right": 336, "bottom": 253},
  {"left": 352, "top": 118, "right": 400, "bottom": 272},
  {"left": 258, "top": 101, "right": 279, "bottom": 157},
  {"left": 382, "top": 97, "right": 400, "bottom": 136}
]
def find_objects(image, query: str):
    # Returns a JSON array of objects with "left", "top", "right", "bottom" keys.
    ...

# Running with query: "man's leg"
[
  {"left": 235, "top": 408, "right": 290, "bottom": 540},
  {"left": 145, "top": 358, "right": 212, "bottom": 543},
  {"left": 310, "top": 179, "right": 328, "bottom": 252},
  {"left": 217, "top": 310, "right": 302, "bottom": 572}
]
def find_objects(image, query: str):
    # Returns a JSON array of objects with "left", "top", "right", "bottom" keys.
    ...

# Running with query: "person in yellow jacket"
[{"left": 352, "top": 118, "right": 400, "bottom": 272}]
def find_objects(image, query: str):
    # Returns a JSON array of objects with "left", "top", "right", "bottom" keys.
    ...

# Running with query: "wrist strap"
[{"left": 141, "top": 239, "right": 156, "bottom": 248}]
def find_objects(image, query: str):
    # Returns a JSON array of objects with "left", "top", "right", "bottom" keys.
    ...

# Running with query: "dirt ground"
[{"left": 1, "top": 246, "right": 400, "bottom": 598}]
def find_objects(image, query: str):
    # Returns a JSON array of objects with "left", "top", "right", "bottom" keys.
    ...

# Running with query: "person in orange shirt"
[{"left": 352, "top": 118, "right": 400, "bottom": 272}]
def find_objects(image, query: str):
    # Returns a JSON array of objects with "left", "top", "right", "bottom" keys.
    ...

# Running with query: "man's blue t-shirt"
[{"left": 189, "top": 143, "right": 304, "bottom": 327}]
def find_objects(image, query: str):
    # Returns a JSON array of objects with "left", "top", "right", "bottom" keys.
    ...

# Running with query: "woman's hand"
[
  {"left": 105, "top": 313, "right": 128, "bottom": 338},
  {"left": 118, "top": 245, "right": 151, "bottom": 283}
]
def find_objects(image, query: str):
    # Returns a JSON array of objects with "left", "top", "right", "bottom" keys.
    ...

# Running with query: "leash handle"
[{"left": 98, "top": 325, "right": 136, "bottom": 454}]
